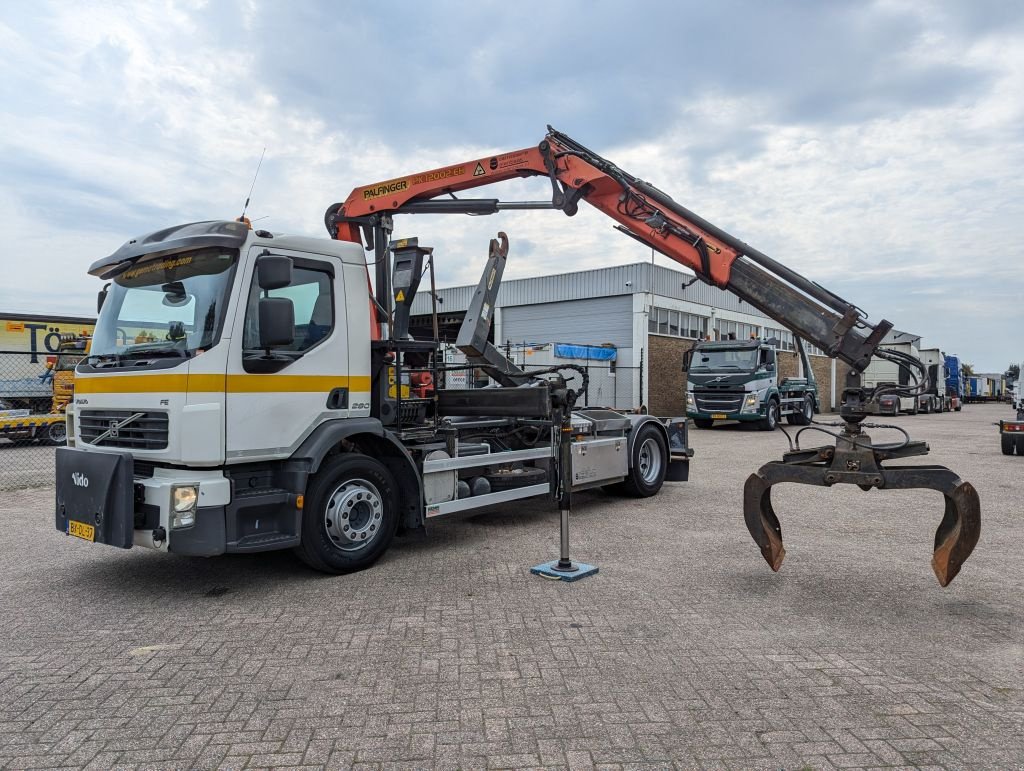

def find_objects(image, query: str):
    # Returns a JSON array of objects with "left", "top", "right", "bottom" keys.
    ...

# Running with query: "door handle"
[{"left": 326, "top": 387, "right": 348, "bottom": 409}]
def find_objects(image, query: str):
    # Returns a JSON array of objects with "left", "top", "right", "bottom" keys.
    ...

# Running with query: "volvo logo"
[
  {"left": 108, "top": 420, "right": 120, "bottom": 438},
  {"left": 709, "top": 376, "right": 728, "bottom": 383},
  {"left": 71, "top": 472, "right": 89, "bottom": 488}
]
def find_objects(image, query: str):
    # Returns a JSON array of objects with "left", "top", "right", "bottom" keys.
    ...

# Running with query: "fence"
[{"left": 0, "top": 351, "right": 66, "bottom": 489}]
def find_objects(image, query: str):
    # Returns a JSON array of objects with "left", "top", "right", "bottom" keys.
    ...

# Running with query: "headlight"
[
  {"left": 686, "top": 392, "right": 695, "bottom": 409},
  {"left": 171, "top": 485, "right": 198, "bottom": 528},
  {"left": 741, "top": 392, "right": 759, "bottom": 413}
]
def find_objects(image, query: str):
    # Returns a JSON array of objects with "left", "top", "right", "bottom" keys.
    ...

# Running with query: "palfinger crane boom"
[{"left": 326, "top": 126, "right": 980, "bottom": 586}]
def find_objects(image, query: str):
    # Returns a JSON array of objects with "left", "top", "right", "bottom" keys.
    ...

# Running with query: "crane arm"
[{"left": 327, "top": 127, "right": 889, "bottom": 372}]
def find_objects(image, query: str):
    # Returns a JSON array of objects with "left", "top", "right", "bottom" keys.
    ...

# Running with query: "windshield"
[
  {"left": 90, "top": 248, "right": 238, "bottom": 362},
  {"left": 690, "top": 347, "right": 758, "bottom": 372}
]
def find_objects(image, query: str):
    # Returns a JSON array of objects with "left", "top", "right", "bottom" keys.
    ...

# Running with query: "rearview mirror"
[
  {"left": 257, "top": 254, "right": 293, "bottom": 290},
  {"left": 258, "top": 297, "right": 294, "bottom": 349},
  {"left": 97, "top": 283, "right": 110, "bottom": 314},
  {"left": 681, "top": 349, "right": 694, "bottom": 373}
]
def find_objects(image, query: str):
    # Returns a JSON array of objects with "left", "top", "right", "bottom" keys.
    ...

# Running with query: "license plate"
[
  {"left": 711, "top": 413, "right": 727, "bottom": 420},
  {"left": 68, "top": 520, "right": 95, "bottom": 542}
]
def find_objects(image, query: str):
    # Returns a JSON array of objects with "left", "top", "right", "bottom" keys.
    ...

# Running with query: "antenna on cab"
[{"left": 238, "top": 147, "right": 266, "bottom": 225}]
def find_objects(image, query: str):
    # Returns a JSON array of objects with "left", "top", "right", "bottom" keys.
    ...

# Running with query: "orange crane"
[{"left": 324, "top": 126, "right": 980, "bottom": 586}]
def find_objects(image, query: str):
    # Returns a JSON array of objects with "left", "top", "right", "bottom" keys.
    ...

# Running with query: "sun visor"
[{"left": 89, "top": 220, "right": 250, "bottom": 279}]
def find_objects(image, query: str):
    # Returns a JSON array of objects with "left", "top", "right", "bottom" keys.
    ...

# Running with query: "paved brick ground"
[{"left": 1, "top": 404, "right": 1021, "bottom": 769}]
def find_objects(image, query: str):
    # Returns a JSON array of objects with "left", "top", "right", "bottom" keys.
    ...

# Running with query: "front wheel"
[
  {"left": 758, "top": 399, "right": 779, "bottom": 431},
  {"left": 605, "top": 423, "right": 667, "bottom": 498},
  {"left": 294, "top": 454, "right": 399, "bottom": 574},
  {"left": 692, "top": 418, "right": 714, "bottom": 429}
]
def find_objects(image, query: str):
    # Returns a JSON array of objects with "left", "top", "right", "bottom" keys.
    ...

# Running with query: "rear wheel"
[
  {"left": 792, "top": 395, "right": 814, "bottom": 426},
  {"left": 692, "top": 418, "right": 714, "bottom": 429},
  {"left": 1002, "top": 435, "right": 1014, "bottom": 455},
  {"left": 40, "top": 421, "right": 67, "bottom": 446},
  {"left": 294, "top": 454, "right": 399, "bottom": 574},
  {"left": 758, "top": 399, "right": 779, "bottom": 431},
  {"left": 605, "top": 423, "right": 667, "bottom": 498}
]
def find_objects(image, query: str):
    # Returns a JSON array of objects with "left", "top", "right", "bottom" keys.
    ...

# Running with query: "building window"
[
  {"left": 649, "top": 307, "right": 709, "bottom": 339},
  {"left": 715, "top": 319, "right": 761, "bottom": 341},
  {"left": 763, "top": 327, "right": 795, "bottom": 351}
]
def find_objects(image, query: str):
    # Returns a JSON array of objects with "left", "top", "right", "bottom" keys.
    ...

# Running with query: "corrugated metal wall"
[
  {"left": 499, "top": 296, "right": 634, "bottom": 348},
  {"left": 410, "top": 261, "right": 761, "bottom": 317}
]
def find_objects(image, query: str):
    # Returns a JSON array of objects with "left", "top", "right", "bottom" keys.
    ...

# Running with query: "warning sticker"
[
  {"left": 473, "top": 162, "right": 485, "bottom": 177},
  {"left": 395, "top": 289, "right": 405, "bottom": 302}
]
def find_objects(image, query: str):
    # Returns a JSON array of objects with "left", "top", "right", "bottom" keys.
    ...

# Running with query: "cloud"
[{"left": 0, "top": 0, "right": 1021, "bottom": 371}]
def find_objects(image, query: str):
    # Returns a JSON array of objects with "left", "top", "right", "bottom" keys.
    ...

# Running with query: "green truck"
[{"left": 683, "top": 337, "right": 818, "bottom": 431}]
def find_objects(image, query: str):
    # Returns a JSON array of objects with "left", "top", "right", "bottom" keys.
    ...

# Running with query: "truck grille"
[
  {"left": 79, "top": 410, "right": 169, "bottom": 450},
  {"left": 693, "top": 390, "right": 745, "bottom": 414}
]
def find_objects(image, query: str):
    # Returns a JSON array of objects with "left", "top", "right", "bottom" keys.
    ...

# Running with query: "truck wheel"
[
  {"left": 605, "top": 423, "right": 667, "bottom": 498},
  {"left": 792, "top": 395, "right": 814, "bottom": 426},
  {"left": 1002, "top": 435, "right": 1014, "bottom": 455},
  {"left": 693, "top": 418, "right": 714, "bottom": 429},
  {"left": 758, "top": 399, "right": 779, "bottom": 431},
  {"left": 41, "top": 421, "right": 67, "bottom": 446},
  {"left": 1016, "top": 436, "right": 1024, "bottom": 456},
  {"left": 294, "top": 454, "right": 398, "bottom": 574}
]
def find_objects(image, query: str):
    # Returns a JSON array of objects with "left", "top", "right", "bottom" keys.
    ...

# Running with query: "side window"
[{"left": 243, "top": 263, "right": 334, "bottom": 353}]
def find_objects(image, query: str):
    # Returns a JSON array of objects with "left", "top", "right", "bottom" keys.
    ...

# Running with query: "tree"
[
  {"left": 1007, "top": 363, "right": 1020, "bottom": 381},
  {"left": 962, "top": 363, "right": 974, "bottom": 377}
]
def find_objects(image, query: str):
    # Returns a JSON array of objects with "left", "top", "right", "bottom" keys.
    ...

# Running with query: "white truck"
[
  {"left": 861, "top": 341, "right": 922, "bottom": 415},
  {"left": 916, "top": 347, "right": 949, "bottom": 413}
]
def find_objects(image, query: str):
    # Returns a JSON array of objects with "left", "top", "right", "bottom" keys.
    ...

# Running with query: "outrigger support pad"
[{"left": 744, "top": 424, "right": 981, "bottom": 587}]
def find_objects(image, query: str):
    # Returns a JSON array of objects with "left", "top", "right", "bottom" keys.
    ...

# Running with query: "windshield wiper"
[
  {"left": 88, "top": 353, "right": 122, "bottom": 368},
  {"left": 121, "top": 348, "right": 191, "bottom": 360}
]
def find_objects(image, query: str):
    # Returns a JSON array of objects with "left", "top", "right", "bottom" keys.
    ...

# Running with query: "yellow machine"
[{"left": 0, "top": 333, "right": 90, "bottom": 445}]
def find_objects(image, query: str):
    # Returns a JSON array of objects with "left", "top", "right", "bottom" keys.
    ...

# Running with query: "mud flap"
[
  {"left": 743, "top": 433, "right": 981, "bottom": 586},
  {"left": 55, "top": 447, "right": 135, "bottom": 549}
]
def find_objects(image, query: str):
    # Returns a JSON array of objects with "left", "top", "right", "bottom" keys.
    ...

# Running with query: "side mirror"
[
  {"left": 765, "top": 362, "right": 775, "bottom": 371},
  {"left": 681, "top": 349, "right": 694, "bottom": 373},
  {"left": 257, "top": 254, "right": 293, "bottom": 290},
  {"left": 97, "top": 283, "right": 110, "bottom": 314},
  {"left": 258, "top": 297, "right": 294, "bottom": 349}
]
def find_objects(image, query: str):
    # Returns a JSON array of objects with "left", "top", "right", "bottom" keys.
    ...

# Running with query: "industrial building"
[{"left": 410, "top": 261, "right": 851, "bottom": 416}]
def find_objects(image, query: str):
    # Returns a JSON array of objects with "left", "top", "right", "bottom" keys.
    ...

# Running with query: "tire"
[
  {"left": 605, "top": 423, "right": 667, "bottom": 498},
  {"left": 1016, "top": 436, "right": 1024, "bottom": 456},
  {"left": 758, "top": 399, "right": 779, "bottom": 431},
  {"left": 293, "top": 454, "right": 399, "bottom": 574},
  {"left": 41, "top": 421, "right": 67, "bottom": 446},
  {"left": 955, "top": 405, "right": 961, "bottom": 412},
  {"left": 486, "top": 466, "right": 547, "bottom": 491},
  {"left": 692, "top": 418, "right": 714, "bottom": 429},
  {"left": 792, "top": 395, "right": 814, "bottom": 426},
  {"left": 1002, "top": 435, "right": 1014, "bottom": 455}
]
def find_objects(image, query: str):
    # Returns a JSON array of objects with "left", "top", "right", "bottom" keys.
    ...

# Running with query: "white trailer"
[
  {"left": 862, "top": 341, "right": 922, "bottom": 415},
  {"left": 916, "top": 348, "right": 948, "bottom": 413}
]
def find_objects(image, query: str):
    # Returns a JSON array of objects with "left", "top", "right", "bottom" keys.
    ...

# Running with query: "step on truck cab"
[
  {"left": 56, "top": 221, "right": 691, "bottom": 573},
  {"left": 683, "top": 336, "right": 818, "bottom": 431}
]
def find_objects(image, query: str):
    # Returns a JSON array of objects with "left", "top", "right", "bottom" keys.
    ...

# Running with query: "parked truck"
[
  {"left": 684, "top": 336, "right": 817, "bottom": 430},
  {"left": 54, "top": 127, "right": 981, "bottom": 585},
  {"left": 916, "top": 347, "right": 949, "bottom": 413},
  {"left": 861, "top": 341, "right": 922, "bottom": 415},
  {"left": 944, "top": 354, "right": 963, "bottom": 411}
]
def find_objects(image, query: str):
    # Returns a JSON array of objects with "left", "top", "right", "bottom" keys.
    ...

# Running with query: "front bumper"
[
  {"left": 55, "top": 447, "right": 231, "bottom": 556},
  {"left": 687, "top": 409, "right": 763, "bottom": 422}
]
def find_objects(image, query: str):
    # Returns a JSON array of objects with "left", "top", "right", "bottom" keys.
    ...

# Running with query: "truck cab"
[
  {"left": 916, "top": 348, "right": 948, "bottom": 413},
  {"left": 683, "top": 337, "right": 817, "bottom": 431}
]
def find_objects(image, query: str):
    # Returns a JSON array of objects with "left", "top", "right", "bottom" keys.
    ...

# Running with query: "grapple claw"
[
  {"left": 743, "top": 472, "right": 786, "bottom": 571},
  {"left": 743, "top": 428, "right": 981, "bottom": 586}
]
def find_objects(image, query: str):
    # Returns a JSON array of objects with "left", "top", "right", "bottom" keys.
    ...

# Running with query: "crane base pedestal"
[{"left": 530, "top": 560, "right": 599, "bottom": 582}]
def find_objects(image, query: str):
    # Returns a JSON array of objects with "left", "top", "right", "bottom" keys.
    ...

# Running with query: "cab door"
[{"left": 225, "top": 247, "right": 350, "bottom": 462}]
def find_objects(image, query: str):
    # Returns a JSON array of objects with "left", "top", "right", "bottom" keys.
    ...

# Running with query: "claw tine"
[
  {"left": 743, "top": 472, "right": 786, "bottom": 571},
  {"left": 931, "top": 481, "right": 981, "bottom": 587}
]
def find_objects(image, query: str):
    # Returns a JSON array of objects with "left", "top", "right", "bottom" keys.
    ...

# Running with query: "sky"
[{"left": 1, "top": 0, "right": 1022, "bottom": 372}]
